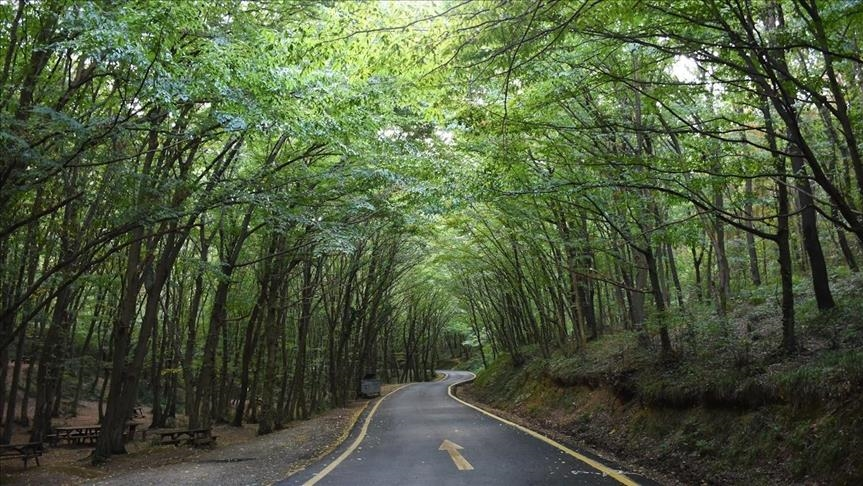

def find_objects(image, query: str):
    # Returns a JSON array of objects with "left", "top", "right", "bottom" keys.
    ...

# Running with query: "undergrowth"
[{"left": 467, "top": 273, "right": 863, "bottom": 484}]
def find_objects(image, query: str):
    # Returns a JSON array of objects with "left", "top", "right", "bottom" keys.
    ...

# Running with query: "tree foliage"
[{"left": 1, "top": 0, "right": 862, "bottom": 466}]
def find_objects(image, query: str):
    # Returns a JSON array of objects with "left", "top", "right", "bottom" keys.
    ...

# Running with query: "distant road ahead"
[{"left": 284, "top": 371, "right": 657, "bottom": 485}]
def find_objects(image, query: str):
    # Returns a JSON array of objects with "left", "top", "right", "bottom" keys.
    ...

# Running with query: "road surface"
[{"left": 283, "top": 371, "right": 656, "bottom": 485}]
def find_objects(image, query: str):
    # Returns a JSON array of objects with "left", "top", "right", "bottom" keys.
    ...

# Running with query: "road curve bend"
[{"left": 283, "top": 371, "right": 657, "bottom": 486}]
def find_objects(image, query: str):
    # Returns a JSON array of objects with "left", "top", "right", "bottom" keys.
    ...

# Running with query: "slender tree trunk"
[
  {"left": 232, "top": 296, "right": 263, "bottom": 426},
  {"left": 20, "top": 344, "right": 35, "bottom": 426},
  {"left": 0, "top": 337, "right": 7, "bottom": 428},
  {"left": 691, "top": 245, "right": 703, "bottom": 302},
  {"left": 257, "top": 290, "right": 280, "bottom": 435},
  {"left": 790, "top": 144, "right": 835, "bottom": 310},
  {"left": 1, "top": 324, "right": 26, "bottom": 444},
  {"left": 762, "top": 100, "right": 797, "bottom": 353},
  {"left": 288, "top": 255, "right": 317, "bottom": 420},
  {"left": 466, "top": 289, "right": 488, "bottom": 368},
  {"left": 745, "top": 179, "right": 763, "bottom": 286},
  {"left": 30, "top": 281, "right": 73, "bottom": 442},
  {"left": 70, "top": 285, "right": 104, "bottom": 416},
  {"left": 630, "top": 249, "right": 647, "bottom": 334},
  {"left": 712, "top": 192, "right": 731, "bottom": 317},
  {"left": 31, "top": 173, "right": 80, "bottom": 442},
  {"left": 183, "top": 230, "right": 208, "bottom": 428},
  {"left": 665, "top": 243, "right": 684, "bottom": 308},
  {"left": 644, "top": 247, "right": 672, "bottom": 356},
  {"left": 835, "top": 218, "right": 859, "bottom": 272},
  {"left": 217, "top": 315, "right": 231, "bottom": 423}
]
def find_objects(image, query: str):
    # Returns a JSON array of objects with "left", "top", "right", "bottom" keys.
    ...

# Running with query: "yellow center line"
[
  {"left": 445, "top": 372, "right": 640, "bottom": 486},
  {"left": 302, "top": 383, "right": 414, "bottom": 486}
]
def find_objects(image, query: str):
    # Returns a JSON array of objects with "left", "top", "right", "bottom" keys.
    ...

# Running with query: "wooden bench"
[
  {"left": 49, "top": 422, "right": 139, "bottom": 447},
  {"left": 155, "top": 428, "right": 217, "bottom": 447},
  {"left": 50, "top": 425, "right": 101, "bottom": 446},
  {"left": 0, "top": 442, "right": 43, "bottom": 468}
]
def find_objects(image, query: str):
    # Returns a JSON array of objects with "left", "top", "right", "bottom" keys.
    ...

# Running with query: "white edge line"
[
  {"left": 302, "top": 383, "right": 414, "bottom": 486},
  {"left": 445, "top": 371, "right": 640, "bottom": 486}
]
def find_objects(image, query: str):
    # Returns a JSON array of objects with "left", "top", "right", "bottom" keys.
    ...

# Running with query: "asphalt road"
[{"left": 283, "top": 371, "right": 657, "bottom": 486}]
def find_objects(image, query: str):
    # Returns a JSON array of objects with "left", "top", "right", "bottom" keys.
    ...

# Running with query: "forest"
[{"left": 1, "top": 0, "right": 862, "bottom": 481}]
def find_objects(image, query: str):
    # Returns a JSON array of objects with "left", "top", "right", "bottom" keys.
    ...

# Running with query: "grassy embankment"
[{"left": 461, "top": 274, "right": 863, "bottom": 485}]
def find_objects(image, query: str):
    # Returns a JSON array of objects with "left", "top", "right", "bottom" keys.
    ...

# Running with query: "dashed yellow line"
[
  {"left": 303, "top": 383, "right": 414, "bottom": 486},
  {"left": 445, "top": 372, "right": 639, "bottom": 486}
]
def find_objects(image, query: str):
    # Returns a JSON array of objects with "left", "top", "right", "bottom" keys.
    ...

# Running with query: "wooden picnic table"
[
  {"left": 49, "top": 425, "right": 101, "bottom": 446},
  {"left": 0, "top": 442, "right": 43, "bottom": 468},
  {"left": 47, "top": 422, "right": 139, "bottom": 447},
  {"left": 151, "top": 427, "right": 217, "bottom": 447}
]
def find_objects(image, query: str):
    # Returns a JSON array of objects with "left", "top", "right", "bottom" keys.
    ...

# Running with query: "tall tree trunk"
[
  {"left": 194, "top": 209, "right": 253, "bottom": 428},
  {"left": 257, "top": 283, "right": 281, "bottom": 435},
  {"left": 149, "top": 297, "right": 162, "bottom": 428},
  {"left": 630, "top": 248, "right": 648, "bottom": 336},
  {"left": 70, "top": 284, "right": 105, "bottom": 416},
  {"left": 744, "top": 179, "right": 763, "bottom": 286},
  {"left": 835, "top": 215, "right": 859, "bottom": 272},
  {"left": 790, "top": 145, "right": 835, "bottom": 310},
  {"left": 97, "top": 228, "right": 185, "bottom": 461},
  {"left": 691, "top": 245, "right": 704, "bottom": 302},
  {"left": 1, "top": 324, "right": 26, "bottom": 444},
  {"left": 93, "top": 226, "right": 144, "bottom": 461},
  {"left": 31, "top": 168, "right": 83, "bottom": 442},
  {"left": 665, "top": 243, "right": 684, "bottom": 308},
  {"left": 559, "top": 215, "right": 587, "bottom": 346},
  {"left": 232, "top": 295, "right": 263, "bottom": 427},
  {"left": 183, "top": 230, "right": 208, "bottom": 428},
  {"left": 712, "top": 189, "right": 731, "bottom": 317},
  {"left": 644, "top": 247, "right": 672, "bottom": 356},
  {"left": 762, "top": 99, "right": 797, "bottom": 353},
  {"left": 288, "top": 255, "right": 317, "bottom": 421}
]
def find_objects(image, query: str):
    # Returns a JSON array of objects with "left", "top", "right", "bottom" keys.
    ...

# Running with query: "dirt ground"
[
  {"left": 0, "top": 385, "right": 404, "bottom": 485},
  {"left": 456, "top": 382, "right": 675, "bottom": 486}
]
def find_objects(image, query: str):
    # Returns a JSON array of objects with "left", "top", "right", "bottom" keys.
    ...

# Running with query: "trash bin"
[{"left": 360, "top": 374, "right": 381, "bottom": 398}]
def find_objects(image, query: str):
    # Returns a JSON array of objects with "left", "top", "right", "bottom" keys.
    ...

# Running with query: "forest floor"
[
  {"left": 454, "top": 384, "right": 676, "bottom": 485},
  {"left": 459, "top": 273, "right": 863, "bottom": 485},
  {"left": 1, "top": 384, "right": 404, "bottom": 485}
]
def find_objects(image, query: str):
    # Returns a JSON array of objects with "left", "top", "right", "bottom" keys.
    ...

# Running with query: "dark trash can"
[{"left": 360, "top": 374, "right": 381, "bottom": 398}]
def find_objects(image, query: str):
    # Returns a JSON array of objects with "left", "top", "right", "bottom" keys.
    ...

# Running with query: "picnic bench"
[
  {"left": 47, "top": 425, "right": 101, "bottom": 446},
  {"left": 0, "top": 442, "right": 43, "bottom": 468},
  {"left": 151, "top": 428, "right": 217, "bottom": 447},
  {"left": 47, "top": 422, "right": 139, "bottom": 447}
]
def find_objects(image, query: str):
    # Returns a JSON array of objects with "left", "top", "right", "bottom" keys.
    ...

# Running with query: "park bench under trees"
[
  {"left": 146, "top": 428, "right": 218, "bottom": 447},
  {"left": 0, "top": 442, "right": 44, "bottom": 468},
  {"left": 3, "top": 0, "right": 862, "bottom": 475},
  {"left": 46, "top": 422, "right": 139, "bottom": 447}
]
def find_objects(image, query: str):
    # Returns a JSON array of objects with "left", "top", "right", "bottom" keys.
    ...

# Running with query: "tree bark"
[
  {"left": 790, "top": 145, "right": 835, "bottom": 310},
  {"left": 744, "top": 179, "right": 762, "bottom": 286}
]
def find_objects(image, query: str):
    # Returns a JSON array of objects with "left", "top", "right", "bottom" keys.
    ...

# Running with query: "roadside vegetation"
[
  {"left": 464, "top": 272, "right": 863, "bottom": 484},
  {"left": 2, "top": 1, "right": 863, "bottom": 484},
  {"left": 0, "top": 1, "right": 453, "bottom": 465}
]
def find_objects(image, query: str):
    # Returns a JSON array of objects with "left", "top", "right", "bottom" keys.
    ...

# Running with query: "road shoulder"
[
  {"left": 1, "top": 387, "right": 408, "bottom": 486},
  {"left": 452, "top": 378, "right": 670, "bottom": 486},
  {"left": 280, "top": 383, "right": 415, "bottom": 485}
]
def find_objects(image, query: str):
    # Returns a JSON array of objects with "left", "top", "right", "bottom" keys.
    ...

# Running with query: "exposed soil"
[
  {"left": 459, "top": 359, "right": 863, "bottom": 485},
  {"left": 455, "top": 382, "right": 677, "bottom": 486},
  {"left": 1, "top": 384, "right": 404, "bottom": 485}
]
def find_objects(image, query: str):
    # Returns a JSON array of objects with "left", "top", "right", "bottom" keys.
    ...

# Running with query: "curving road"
[{"left": 283, "top": 371, "right": 657, "bottom": 486}]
